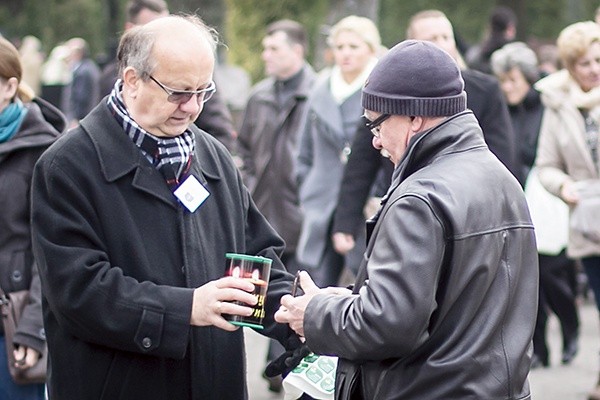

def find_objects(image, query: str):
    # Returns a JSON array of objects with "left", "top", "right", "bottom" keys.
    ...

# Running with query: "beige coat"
[{"left": 535, "top": 69, "right": 600, "bottom": 258}]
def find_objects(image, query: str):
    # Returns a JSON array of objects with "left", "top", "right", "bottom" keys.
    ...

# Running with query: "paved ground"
[
  {"left": 529, "top": 300, "right": 599, "bottom": 400},
  {"left": 244, "top": 300, "right": 600, "bottom": 400}
]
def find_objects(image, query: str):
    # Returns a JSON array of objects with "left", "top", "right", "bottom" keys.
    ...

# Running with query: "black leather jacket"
[{"left": 305, "top": 112, "right": 537, "bottom": 399}]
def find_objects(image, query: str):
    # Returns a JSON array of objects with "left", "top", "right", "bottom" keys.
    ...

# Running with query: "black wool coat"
[{"left": 31, "top": 102, "right": 295, "bottom": 400}]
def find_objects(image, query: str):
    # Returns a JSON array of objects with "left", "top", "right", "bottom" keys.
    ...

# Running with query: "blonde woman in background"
[
  {"left": 535, "top": 21, "right": 600, "bottom": 400},
  {"left": 0, "top": 36, "right": 66, "bottom": 400},
  {"left": 295, "top": 16, "right": 380, "bottom": 287}
]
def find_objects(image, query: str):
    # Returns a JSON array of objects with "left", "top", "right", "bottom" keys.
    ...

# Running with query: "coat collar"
[
  {"left": 307, "top": 72, "right": 362, "bottom": 140},
  {"left": 80, "top": 101, "right": 223, "bottom": 208},
  {"left": 308, "top": 73, "right": 342, "bottom": 131},
  {"left": 390, "top": 111, "right": 486, "bottom": 191},
  {"left": 255, "top": 64, "right": 316, "bottom": 131},
  {"left": 251, "top": 64, "right": 315, "bottom": 104}
]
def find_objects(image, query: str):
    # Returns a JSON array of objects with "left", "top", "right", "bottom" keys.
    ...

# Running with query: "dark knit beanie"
[{"left": 362, "top": 40, "right": 467, "bottom": 117}]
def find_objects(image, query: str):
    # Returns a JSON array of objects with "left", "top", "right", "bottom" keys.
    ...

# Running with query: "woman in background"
[
  {"left": 0, "top": 36, "right": 66, "bottom": 399},
  {"left": 295, "top": 15, "right": 380, "bottom": 287},
  {"left": 535, "top": 21, "right": 600, "bottom": 400}
]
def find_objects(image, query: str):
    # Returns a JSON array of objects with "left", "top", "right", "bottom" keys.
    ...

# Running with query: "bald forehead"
[
  {"left": 146, "top": 17, "right": 215, "bottom": 63},
  {"left": 146, "top": 17, "right": 210, "bottom": 44}
]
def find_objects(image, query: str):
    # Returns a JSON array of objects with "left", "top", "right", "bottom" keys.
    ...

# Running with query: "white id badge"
[{"left": 174, "top": 175, "right": 210, "bottom": 212}]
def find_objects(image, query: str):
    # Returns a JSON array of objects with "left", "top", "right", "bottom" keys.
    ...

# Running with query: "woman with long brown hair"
[{"left": 0, "top": 36, "right": 66, "bottom": 399}]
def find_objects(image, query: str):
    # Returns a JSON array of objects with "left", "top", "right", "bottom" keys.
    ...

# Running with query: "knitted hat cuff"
[
  {"left": 362, "top": 91, "right": 467, "bottom": 116},
  {"left": 361, "top": 40, "right": 467, "bottom": 117}
]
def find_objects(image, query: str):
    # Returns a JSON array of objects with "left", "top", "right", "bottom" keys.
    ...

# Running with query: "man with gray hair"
[
  {"left": 31, "top": 15, "right": 298, "bottom": 399},
  {"left": 62, "top": 37, "right": 100, "bottom": 128},
  {"left": 276, "top": 40, "right": 538, "bottom": 399},
  {"left": 99, "top": 0, "right": 236, "bottom": 150}
]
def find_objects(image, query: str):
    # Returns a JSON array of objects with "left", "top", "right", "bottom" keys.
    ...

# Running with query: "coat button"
[
  {"left": 11, "top": 270, "right": 22, "bottom": 282},
  {"left": 142, "top": 337, "right": 152, "bottom": 349}
]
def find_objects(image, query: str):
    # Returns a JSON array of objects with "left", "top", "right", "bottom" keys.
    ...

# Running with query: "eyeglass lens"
[{"left": 150, "top": 75, "right": 215, "bottom": 105}]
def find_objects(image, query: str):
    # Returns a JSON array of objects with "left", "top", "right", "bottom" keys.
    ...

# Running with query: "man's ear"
[
  {"left": 122, "top": 67, "right": 141, "bottom": 98},
  {"left": 292, "top": 43, "right": 304, "bottom": 59},
  {"left": 410, "top": 116, "right": 425, "bottom": 132}
]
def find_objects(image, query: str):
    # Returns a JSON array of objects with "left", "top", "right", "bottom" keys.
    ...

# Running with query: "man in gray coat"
[
  {"left": 236, "top": 19, "right": 315, "bottom": 392},
  {"left": 238, "top": 19, "right": 314, "bottom": 286},
  {"left": 31, "top": 15, "right": 298, "bottom": 400},
  {"left": 276, "top": 40, "right": 538, "bottom": 399}
]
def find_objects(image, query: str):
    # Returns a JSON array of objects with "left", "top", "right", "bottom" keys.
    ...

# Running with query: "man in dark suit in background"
[{"left": 62, "top": 37, "right": 100, "bottom": 129}]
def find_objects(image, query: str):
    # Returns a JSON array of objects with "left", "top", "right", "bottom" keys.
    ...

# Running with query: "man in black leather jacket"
[{"left": 275, "top": 40, "right": 537, "bottom": 400}]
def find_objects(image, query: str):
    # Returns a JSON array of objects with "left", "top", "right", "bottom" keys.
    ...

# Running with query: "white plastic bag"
[
  {"left": 524, "top": 169, "right": 569, "bottom": 255},
  {"left": 282, "top": 353, "right": 337, "bottom": 400}
]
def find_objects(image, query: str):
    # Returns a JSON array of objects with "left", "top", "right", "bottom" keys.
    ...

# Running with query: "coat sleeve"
[
  {"left": 478, "top": 79, "right": 519, "bottom": 181},
  {"left": 304, "top": 194, "right": 445, "bottom": 360},
  {"left": 31, "top": 155, "right": 194, "bottom": 359},
  {"left": 332, "top": 119, "right": 386, "bottom": 236},
  {"left": 535, "top": 108, "right": 571, "bottom": 197},
  {"left": 13, "top": 261, "right": 45, "bottom": 354},
  {"left": 236, "top": 95, "right": 258, "bottom": 189},
  {"left": 295, "top": 106, "right": 314, "bottom": 188}
]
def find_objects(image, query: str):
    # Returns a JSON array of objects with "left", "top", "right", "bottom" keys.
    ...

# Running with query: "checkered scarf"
[{"left": 107, "top": 80, "right": 195, "bottom": 188}]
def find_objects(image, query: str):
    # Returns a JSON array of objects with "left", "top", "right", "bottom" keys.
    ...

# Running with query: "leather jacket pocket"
[{"left": 335, "top": 360, "right": 363, "bottom": 400}]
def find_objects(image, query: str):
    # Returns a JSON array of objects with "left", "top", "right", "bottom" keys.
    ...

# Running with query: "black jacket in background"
[
  {"left": 332, "top": 117, "right": 393, "bottom": 237},
  {"left": 508, "top": 88, "right": 544, "bottom": 187},
  {"left": 463, "top": 68, "right": 517, "bottom": 176}
]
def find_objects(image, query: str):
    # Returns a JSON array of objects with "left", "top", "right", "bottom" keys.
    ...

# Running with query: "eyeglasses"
[
  {"left": 149, "top": 75, "right": 216, "bottom": 104},
  {"left": 365, "top": 113, "right": 391, "bottom": 137}
]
